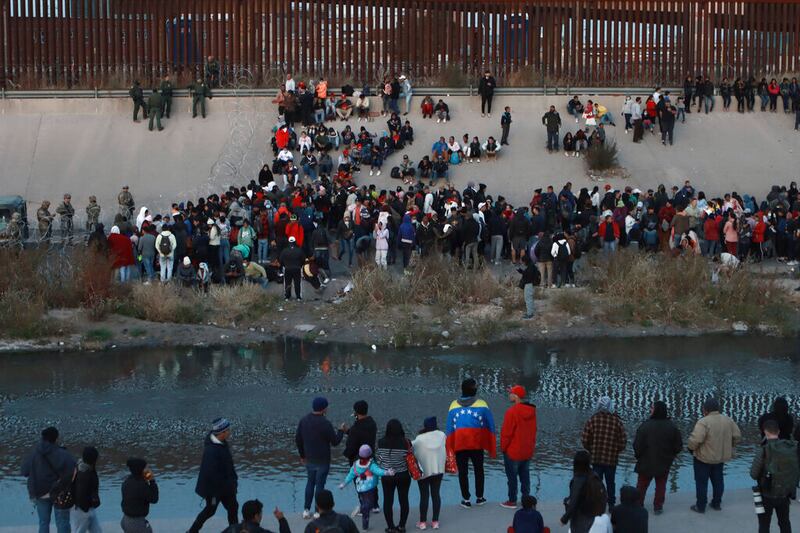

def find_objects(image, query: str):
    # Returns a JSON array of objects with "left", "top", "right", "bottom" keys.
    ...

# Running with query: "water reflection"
[{"left": 0, "top": 335, "right": 797, "bottom": 524}]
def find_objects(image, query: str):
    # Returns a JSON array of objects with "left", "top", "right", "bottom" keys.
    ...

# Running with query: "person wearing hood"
[
  {"left": 155, "top": 228, "right": 178, "bottom": 282},
  {"left": 581, "top": 396, "right": 627, "bottom": 507},
  {"left": 412, "top": 417, "right": 446, "bottom": 530},
  {"left": 121, "top": 457, "right": 159, "bottom": 532},
  {"left": 21, "top": 426, "right": 76, "bottom": 533},
  {"left": 398, "top": 214, "right": 416, "bottom": 269},
  {"left": 87, "top": 222, "right": 109, "bottom": 257},
  {"left": 108, "top": 225, "right": 135, "bottom": 283},
  {"left": 73, "top": 446, "right": 101, "bottom": 533},
  {"left": 135, "top": 207, "right": 149, "bottom": 231},
  {"left": 500, "top": 385, "right": 538, "bottom": 509},
  {"left": 189, "top": 418, "right": 239, "bottom": 533},
  {"left": 340, "top": 445, "right": 394, "bottom": 531},
  {"left": 632, "top": 401, "right": 682, "bottom": 513},
  {"left": 177, "top": 256, "right": 197, "bottom": 287},
  {"left": 610, "top": 486, "right": 648, "bottom": 533},
  {"left": 446, "top": 378, "right": 496, "bottom": 508}
]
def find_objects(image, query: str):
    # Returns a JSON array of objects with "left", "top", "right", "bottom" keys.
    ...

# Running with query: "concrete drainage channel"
[{"left": 0, "top": 86, "right": 680, "bottom": 100}]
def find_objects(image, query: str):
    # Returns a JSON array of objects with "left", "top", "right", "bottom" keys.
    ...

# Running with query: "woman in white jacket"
[{"left": 412, "top": 417, "right": 447, "bottom": 530}]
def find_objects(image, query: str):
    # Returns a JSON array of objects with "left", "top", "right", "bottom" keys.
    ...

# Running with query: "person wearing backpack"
[
  {"left": 750, "top": 419, "right": 799, "bottom": 533},
  {"left": 687, "top": 397, "right": 741, "bottom": 513},
  {"left": 20, "top": 426, "right": 76, "bottom": 533},
  {"left": 303, "top": 489, "right": 359, "bottom": 533},
  {"left": 339, "top": 445, "right": 395, "bottom": 531},
  {"left": 581, "top": 396, "right": 626, "bottom": 508},
  {"left": 155, "top": 228, "right": 177, "bottom": 282},
  {"left": 560, "top": 450, "right": 605, "bottom": 533}
]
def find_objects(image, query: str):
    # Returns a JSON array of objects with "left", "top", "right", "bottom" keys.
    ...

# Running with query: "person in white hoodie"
[
  {"left": 412, "top": 417, "right": 447, "bottom": 531},
  {"left": 373, "top": 221, "right": 389, "bottom": 269}
]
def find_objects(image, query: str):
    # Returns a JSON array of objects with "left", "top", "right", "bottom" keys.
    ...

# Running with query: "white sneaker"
[
  {"left": 313, "top": 512, "right": 320, "bottom": 519},
  {"left": 551, "top": 284, "right": 557, "bottom": 289},
  {"left": 487, "top": 113, "right": 491, "bottom": 118},
  {"left": 477, "top": 159, "right": 480, "bottom": 163},
  {"left": 444, "top": 118, "right": 448, "bottom": 122},
  {"left": 376, "top": 170, "right": 381, "bottom": 176},
  {"left": 369, "top": 170, "right": 374, "bottom": 176},
  {"left": 437, "top": 118, "right": 441, "bottom": 123},
  {"left": 481, "top": 113, "right": 485, "bottom": 117},
  {"left": 302, "top": 510, "right": 312, "bottom": 519},
  {"left": 575, "top": 117, "right": 579, "bottom": 123},
  {"left": 564, "top": 152, "right": 569, "bottom": 157}
]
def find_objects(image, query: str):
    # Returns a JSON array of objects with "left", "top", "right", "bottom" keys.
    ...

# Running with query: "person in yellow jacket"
[
  {"left": 596, "top": 102, "right": 617, "bottom": 126},
  {"left": 687, "top": 398, "right": 741, "bottom": 513}
]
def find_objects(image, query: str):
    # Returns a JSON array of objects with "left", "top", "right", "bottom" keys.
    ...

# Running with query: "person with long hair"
[
  {"left": 376, "top": 419, "right": 411, "bottom": 532},
  {"left": 412, "top": 417, "right": 446, "bottom": 531},
  {"left": 560, "top": 450, "right": 597, "bottom": 533}
]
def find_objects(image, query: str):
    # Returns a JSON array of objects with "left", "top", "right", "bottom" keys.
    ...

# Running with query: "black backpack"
[
  {"left": 390, "top": 166, "right": 401, "bottom": 179},
  {"left": 158, "top": 235, "right": 173, "bottom": 255},
  {"left": 581, "top": 472, "right": 608, "bottom": 517},
  {"left": 556, "top": 241, "right": 569, "bottom": 260}
]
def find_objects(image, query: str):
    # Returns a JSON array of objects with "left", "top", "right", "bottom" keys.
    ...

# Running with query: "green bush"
[{"left": 586, "top": 141, "right": 619, "bottom": 171}]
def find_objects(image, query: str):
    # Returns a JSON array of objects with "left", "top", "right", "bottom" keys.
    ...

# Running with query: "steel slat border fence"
[{"left": 1, "top": 0, "right": 799, "bottom": 90}]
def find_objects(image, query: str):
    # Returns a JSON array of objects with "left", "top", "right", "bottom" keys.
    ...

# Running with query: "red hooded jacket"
[
  {"left": 501, "top": 402, "right": 538, "bottom": 461},
  {"left": 108, "top": 233, "right": 134, "bottom": 268}
]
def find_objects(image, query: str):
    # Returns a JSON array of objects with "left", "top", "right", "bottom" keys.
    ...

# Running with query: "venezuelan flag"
[{"left": 445, "top": 399, "right": 497, "bottom": 457}]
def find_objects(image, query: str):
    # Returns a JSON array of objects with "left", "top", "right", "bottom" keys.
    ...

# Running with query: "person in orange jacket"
[
  {"left": 500, "top": 385, "right": 538, "bottom": 509},
  {"left": 285, "top": 214, "right": 305, "bottom": 248}
]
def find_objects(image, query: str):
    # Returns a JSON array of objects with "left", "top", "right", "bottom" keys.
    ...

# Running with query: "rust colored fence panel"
[{"left": 3, "top": 0, "right": 800, "bottom": 89}]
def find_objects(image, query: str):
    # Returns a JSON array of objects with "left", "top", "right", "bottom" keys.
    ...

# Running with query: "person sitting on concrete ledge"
[{"left": 434, "top": 99, "right": 450, "bottom": 123}]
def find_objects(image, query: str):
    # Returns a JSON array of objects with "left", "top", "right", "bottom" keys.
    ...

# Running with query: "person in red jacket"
[
  {"left": 500, "top": 385, "right": 538, "bottom": 509},
  {"left": 285, "top": 214, "right": 305, "bottom": 248},
  {"left": 598, "top": 215, "right": 620, "bottom": 254},
  {"left": 702, "top": 212, "right": 721, "bottom": 257},
  {"left": 108, "top": 225, "right": 135, "bottom": 283}
]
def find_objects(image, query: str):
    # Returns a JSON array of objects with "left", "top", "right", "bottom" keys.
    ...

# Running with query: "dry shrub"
[
  {"left": 585, "top": 141, "right": 619, "bottom": 171},
  {"left": 586, "top": 250, "right": 797, "bottom": 329},
  {"left": 208, "top": 284, "right": 270, "bottom": 325},
  {"left": 348, "top": 256, "right": 510, "bottom": 315},
  {"left": 128, "top": 284, "right": 203, "bottom": 324},
  {"left": 0, "top": 289, "right": 57, "bottom": 339},
  {"left": 552, "top": 290, "right": 585, "bottom": 315}
]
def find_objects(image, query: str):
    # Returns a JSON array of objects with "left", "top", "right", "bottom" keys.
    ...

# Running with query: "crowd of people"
[{"left": 20, "top": 380, "right": 800, "bottom": 533}]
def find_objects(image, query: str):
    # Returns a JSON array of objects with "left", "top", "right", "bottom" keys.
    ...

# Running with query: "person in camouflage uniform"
[
  {"left": 37, "top": 200, "right": 54, "bottom": 242},
  {"left": 86, "top": 195, "right": 101, "bottom": 232},
  {"left": 55, "top": 193, "right": 75, "bottom": 244},
  {"left": 118, "top": 186, "right": 135, "bottom": 220}
]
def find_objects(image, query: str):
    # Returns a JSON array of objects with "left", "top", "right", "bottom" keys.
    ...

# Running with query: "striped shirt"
[{"left": 376, "top": 445, "right": 408, "bottom": 473}]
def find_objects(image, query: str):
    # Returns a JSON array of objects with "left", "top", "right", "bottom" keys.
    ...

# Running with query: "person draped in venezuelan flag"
[{"left": 446, "top": 377, "right": 497, "bottom": 508}]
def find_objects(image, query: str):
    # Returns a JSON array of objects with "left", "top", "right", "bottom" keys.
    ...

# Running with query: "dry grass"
[
  {"left": 348, "top": 256, "right": 513, "bottom": 315},
  {"left": 585, "top": 141, "right": 619, "bottom": 171},
  {"left": 585, "top": 250, "right": 798, "bottom": 330},
  {"left": 125, "top": 283, "right": 204, "bottom": 324}
]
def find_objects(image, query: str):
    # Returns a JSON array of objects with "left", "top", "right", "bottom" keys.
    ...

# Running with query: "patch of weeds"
[
  {"left": 552, "top": 291, "right": 584, "bottom": 315},
  {"left": 85, "top": 328, "right": 113, "bottom": 342},
  {"left": 129, "top": 328, "right": 147, "bottom": 338}
]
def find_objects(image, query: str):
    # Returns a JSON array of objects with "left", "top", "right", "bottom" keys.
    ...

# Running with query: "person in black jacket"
[
  {"left": 296, "top": 397, "right": 345, "bottom": 518},
  {"left": 20, "top": 426, "right": 76, "bottom": 533},
  {"left": 73, "top": 446, "right": 101, "bottom": 533},
  {"left": 518, "top": 254, "right": 540, "bottom": 319},
  {"left": 343, "top": 400, "right": 378, "bottom": 466},
  {"left": 121, "top": 458, "right": 159, "bottom": 533},
  {"left": 189, "top": 418, "right": 239, "bottom": 533},
  {"left": 611, "top": 485, "right": 649, "bottom": 533},
  {"left": 478, "top": 70, "right": 496, "bottom": 117},
  {"left": 279, "top": 236, "right": 306, "bottom": 300},
  {"left": 304, "top": 490, "right": 359, "bottom": 533},
  {"left": 560, "top": 450, "right": 596, "bottom": 533},
  {"left": 223, "top": 499, "right": 291, "bottom": 533},
  {"left": 660, "top": 105, "right": 676, "bottom": 146},
  {"left": 633, "top": 401, "right": 682, "bottom": 513}
]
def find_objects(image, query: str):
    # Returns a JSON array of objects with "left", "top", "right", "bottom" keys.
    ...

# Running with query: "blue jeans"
[
  {"left": 314, "top": 109, "right": 325, "bottom": 123},
  {"left": 704, "top": 95, "right": 714, "bottom": 113},
  {"left": 693, "top": 458, "right": 724, "bottom": 511},
  {"left": 117, "top": 265, "right": 130, "bottom": 283},
  {"left": 404, "top": 92, "right": 413, "bottom": 114},
  {"left": 676, "top": 108, "right": 686, "bottom": 122},
  {"left": 523, "top": 283, "right": 535, "bottom": 318},
  {"left": 258, "top": 239, "right": 269, "bottom": 263},
  {"left": 546, "top": 130, "right": 559, "bottom": 150},
  {"left": 503, "top": 455, "right": 531, "bottom": 502},
  {"left": 592, "top": 463, "right": 617, "bottom": 506},
  {"left": 219, "top": 239, "right": 231, "bottom": 267},
  {"left": 302, "top": 165, "right": 318, "bottom": 180},
  {"left": 603, "top": 240, "right": 617, "bottom": 254},
  {"left": 304, "top": 462, "right": 330, "bottom": 510},
  {"left": 760, "top": 93, "right": 770, "bottom": 110},
  {"left": 35, "top": 499, "right": 71, "bottom": 533},
  {"left": 338, "top": 237, "right": 354, "bottom": 265},
  {"left": 142, "top": 256, "right": 155, "bottom": 280}
]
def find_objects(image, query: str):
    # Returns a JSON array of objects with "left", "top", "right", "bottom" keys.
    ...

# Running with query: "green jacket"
[
  {"left": 191, "top": 82, "right": 211, "bottom": 99},
  {"left": 148, "top": 93, "right": 163, "bottom": 109},
  {"left": 750, "top": 439, "right": 800, "bottom": 498},
  {"left": 159, "top": 81, "right": 174, "bottom": 97}
]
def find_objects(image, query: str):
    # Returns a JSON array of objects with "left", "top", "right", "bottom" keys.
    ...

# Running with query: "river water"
[{"left": 0, "top": 335, "right": 797, "bottom": 525}]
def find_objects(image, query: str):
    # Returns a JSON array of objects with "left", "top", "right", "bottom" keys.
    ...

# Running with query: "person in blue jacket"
[
  {"left": 398, "top": 214, "right": 416, "bottom": 269},
  {"left": 511, "top": 495, "right": 545, "bottom": 533},
  {"left": 189, "top": 418, "right": 239, "bottom": 533}
]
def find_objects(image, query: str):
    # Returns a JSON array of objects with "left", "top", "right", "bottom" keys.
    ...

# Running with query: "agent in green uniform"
[
  {"left": 148, "top": 89, "right": 164, "bottom": 131},
  {"left": 159, "top": 74, "right": 174, "bottom": 118},
  {"left": 190, "top": 79, "right": 212, "bottom": 119},
  {"left": 129, "top": 80, "right": 148, "bottom": 122}
]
